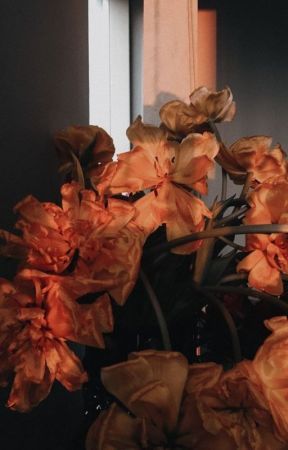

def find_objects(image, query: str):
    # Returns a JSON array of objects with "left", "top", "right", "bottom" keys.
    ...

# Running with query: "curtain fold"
[{"left": 143, "top": 0, "right": 198, "bottom": 123}]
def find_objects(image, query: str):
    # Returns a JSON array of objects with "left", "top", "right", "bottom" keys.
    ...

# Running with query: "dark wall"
[
  {"left": 0, "top": 0, "right": 89, "bottom": 229},
  {"left": 216, "top": 0, "right": 288, "bottom": 149},
  {"left": 0, "top": 2, "right": 89, "bottom": 449},
  {"left": 201, "top": 0, "right": 288, "bottom": 205}
]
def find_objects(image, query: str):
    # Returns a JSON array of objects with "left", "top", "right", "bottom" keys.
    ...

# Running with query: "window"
[{"left": 88, "top": 0, "right": 131, "bottom": 151}]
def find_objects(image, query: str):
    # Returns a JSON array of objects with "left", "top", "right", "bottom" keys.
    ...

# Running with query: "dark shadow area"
[{"left": 0, "top": 1, "right": 89, "bottom": 449}]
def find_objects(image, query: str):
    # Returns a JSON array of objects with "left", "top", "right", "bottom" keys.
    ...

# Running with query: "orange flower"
[
  {"left": 159, "top": 86, "right": 236, "bottom": 137},
  {"left": 61, "top": 183, "right": 145, "bottom": 304},
  {"left": 95, "top": 118, "right": 219, "bottom": 254},
  {"left": 0, "top": 271, "right": 114, "bottom": 411},
  {"left": 194, "top": 361, "right": 286, "bottom": 449},
  {"left": 86, "top": 352, "right": 284, "bottom": 450},
  {"left": 217, "top": 136, "right": 287, "bottom": 185},
  {"left": 74, "top": 220, "right": 144, "bottom": 305},
  {"left": 0, "top": 183, "right": 144, "bottom": 303},
  {"left": 0, "top": 191, "right": 77, "bottom": 273},
  {"left": 54, "top": 125, "right": 115, "bottom": 177},
  {"left": 237, "top": 177, "right": 288, "bottom": 295},
  {"left": 86, "top": 350, "right": 189, "bottom": 449},
  {"left": 252, "top": 316, "right": 288, "bottom": 442},
  {"left": 184, "top": 360, "right": 284, "bottom": 450}
]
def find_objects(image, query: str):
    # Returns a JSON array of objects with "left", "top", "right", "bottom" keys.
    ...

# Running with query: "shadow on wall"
[{"left": 143, "top": 91, "right": 182, "bottom": 125}]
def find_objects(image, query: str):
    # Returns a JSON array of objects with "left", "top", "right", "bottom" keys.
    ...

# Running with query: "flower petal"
[
  {"left": 102, "top": 351, "right": 188, "bottom": 433},
  {"left": 45, "top": 339, "right": 87, "bottom": 391},
  {"left": 7, "top": 368, "right": 53, "bottom": 412},
  {"left": 86, "top": 403, "right": 140, "bottom": 450},
  {"left": 172, "top": 132, "right": 219, "bottom": 191},
  {"left": 237, "top": 249, "right": 283, "bottom": 295}
]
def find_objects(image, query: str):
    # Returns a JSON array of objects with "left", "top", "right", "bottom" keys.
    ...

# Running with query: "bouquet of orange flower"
[{"left": 1, "top": 86, "right": 288, "bottom": 449}]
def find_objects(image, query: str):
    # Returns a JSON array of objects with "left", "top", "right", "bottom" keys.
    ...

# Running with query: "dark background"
[{"left": 214, "top": 0, "right": 288, "bottom": 148}]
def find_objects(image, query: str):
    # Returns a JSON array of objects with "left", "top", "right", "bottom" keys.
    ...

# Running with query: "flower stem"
[
  {"left": 208, "top": 120, "right": 222, "bottom": 143},
  {"left": 193, "top": 199, "right": 218, "bottom": 284},
  {"left": 217, "top": 273, "right": 248, "bottom": 284},
  {"left": 240, "top": 172, "right": 253, "bottom": 199},
  {"left": 216, "top": 207, "right": 248, "bottom": 226},
  {"left": 218, "top": 237, "right": 246, "bottom": 251},
  {"left": 140, "top": 269, "right": 172, "bottom": 351},
  {"left": 145, "top": 224, "right": 288, "bottom": 256},
  {"left": 221, "top": 168, "right": 228, "bottom": 201}
]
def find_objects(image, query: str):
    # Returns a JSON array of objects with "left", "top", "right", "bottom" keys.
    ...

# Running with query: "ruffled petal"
[
  {"left": 237, "top": 249, "right": 283, "bottom": 295},
  {"left": 217, "top": 136, "right": 287, "bottom": 184},
  {"left": 54, "top": 125, "right": 115, "bottom": 176},
  {"left": 101, "top": 351, "right": 188, "bottom": 433},
  {"left": 185, "top": 362, "right": 223, "bottom": 394},
  {"left": 163, "top": 184, "right": 211, "bottom": 254},
  {"left": 129, "top": 350, "right": 188, "bottom": 429},
  {"left": 160, "top": 99, "right": 206, "bottom": 135},
  {"left": 134, "top": 183, "right": 211, "bottom": 255},
  {"left": 189, "top": 86, "right": 236, "bottom": 123},
  {"left": 86, "top": 403, "right": 141, "bottom": 450},
  {"left": 253, "top": 316, "right": 288, "bottom": 441},
  {"left": 14, "top": 195, "right": 59, "bottom": 230},
  {"left": 7, "top": 368, "right": 54, "bottom": 412},
  {"left": 160, "top": 86, "right": 235, "bottom": 136},
  {"left": 45, "top": 339, "right": 87, "bottom": 391},
  {"left": 46, "top": 285, "right": 113, "bottom": 348},
  {"left": 172, "top": 132, "right": 219, "bottom": 191}
]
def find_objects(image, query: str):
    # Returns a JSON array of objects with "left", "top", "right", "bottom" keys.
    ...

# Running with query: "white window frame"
[{"left": 88, "top": 0, "right": 131, "bottom": 152}]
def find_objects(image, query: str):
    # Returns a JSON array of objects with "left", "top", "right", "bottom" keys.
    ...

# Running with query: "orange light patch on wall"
[{"left": 198, "top": 9, "right": 217, "bottom": 90}]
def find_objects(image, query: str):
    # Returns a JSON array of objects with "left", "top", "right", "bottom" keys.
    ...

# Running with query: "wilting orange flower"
[
  {"left": 253, "top": 316, "right": 288, "bottom": 442},
  {"left": 0, "top": 182, "right": 144, "bottom": 304},
  {"left": 95, "top": 118, "right": 219, "bottom": 254},
  {"left": 237, "top": 177, "right": 288, "bottom": 295},
  {"left": 54, "top": 125, "right": 115, "bottom": 177},
  {"left": 0, "top": 191, "right": 77, "bottom": 273},
  {"left": 86, "top": 350, "right": 189, "bottom": 449},
  {"left": 0, "top": 271, "right": 114, "bottom": 411},
  {"left": 86, "top": 351, "right": 284, "bottom": 450},
  {"left": 159, "top": 86, "right": 236, "bottom": 137},
  {"left": 217, "top": 136, "right": 287, "bottom": 185},
  {"left": 185, "top": 361, "right": 285, "bottom": 450},
  {"left": 61, "top": 183, "right": 145, "bottom": 304},
  {"left": 74, "top": 220, "right": 144, "bottom": 305}
]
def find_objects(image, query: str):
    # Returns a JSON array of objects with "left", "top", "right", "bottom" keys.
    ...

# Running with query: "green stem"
[
  {"left": 216, "top": 207, "right": 248, "bottom": 226},
  {"left": 221, "top": 168, "right": 228, "bottom": 201},
  {"left": 145, "top": 224, "right": 288, "bottom": 256},
  {"left": 140, "top": 269, "right": 171, "bottom": 351},
  {"left": 218, "top": 236, "right": 246, "bottom": 251},
  {"left": 218, "top": 273, "right": 248, "bottom": 285},
  {"left": 240, "top": 172, "right": 253, "bottom": 199},
  {"left": 193, "top": 199, "right": 218, "bottom": 284},
  {"left": 208, "top": 120, "right": 222, "bottom": 143}
]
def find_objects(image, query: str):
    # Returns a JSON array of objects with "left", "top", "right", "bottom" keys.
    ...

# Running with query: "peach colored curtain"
[
  {"left": 143, "top": 0, "right": 198, "bottom": 124},
  {"left": 198, "top": 9, "right": 216, "bottom": 92}
]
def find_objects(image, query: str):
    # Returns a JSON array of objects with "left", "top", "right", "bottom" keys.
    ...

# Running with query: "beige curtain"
[{"left": 143, "top": 0, "right": 198, "bottom": 124}]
